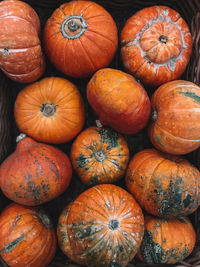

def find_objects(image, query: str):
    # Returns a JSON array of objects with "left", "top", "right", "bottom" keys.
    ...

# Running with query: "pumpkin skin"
[
  {"left": 126, "top": 148, "right": 200, "bottom": 218},
  {"left": 70, "top": 126, "right": 129, "bottom": 185},
  {"left": 87, "top": 68, "right": 151, "bottom": 135},
  {"left": 43, "top": 0, "right": 118, "bottom": 78},
  {"left": 0, "top": 203, "right": 57, "bottom": 267},
  {"left": 57, "top": 184, "right": 144, "bottom": 267},
  {"left": 120, "top": 6, "right": 192, "bottom": 87},
  {"left": 149, "top": 80, "right": 200, "bottom": 155},
  {"left": 0, "top": 0, "right": 45, "bottom": 83},
  {"left": 0, "top": 134, "right": 72, "bottom": 206},
  {"left": 14, "top": 77, "right": 85, "bottom": 144}
]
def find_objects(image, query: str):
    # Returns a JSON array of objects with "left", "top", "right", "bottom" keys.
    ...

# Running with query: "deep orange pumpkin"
[
  {"left": 14, "top": 77, "right": 85, "bottom": 144},
  {"left": 149, "top": 80, "right": 200, "bottom": 155},
  {"left": 57, "top": 184, "right": 144, "bottom": 266},
  {"left": 120, "top": 6, "right": 192, "bottom": 87},
  {"left": 43, "top": 0, "right": 118, "bottom": 78},
  {"left": 0, "top": 134, "right": 72, "bottom": 206},
  {"left": 0, "top": 203, "right": 57, "bottom": 267},
  {"left": 0, "top": 0, "right": 45, "bottom": 83}
]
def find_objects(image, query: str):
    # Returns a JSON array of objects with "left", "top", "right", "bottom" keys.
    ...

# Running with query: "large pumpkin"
[
  {"left": 0, "top": 0, "right": 45, "bottom": 83},
  {"left": 57, "top": 184, "right": 144, "bottom": 266},
  {"left": 43, "top": 0, "right": 118, "bottom": 78},
  {"left": 0, "top": 203, "right": 57, "bottom": 267},
  {"left": 120, "top": 6, "right": 192, "bottom": 87},
  {"left": 0, "top": 134, "right": 72, "bottom": 206},
  {"left": 126, "top": 148, "right": 200, "bottom": 218},
  {"left": 149, "top": 80, "right": 200, "bottom": 155},
  {"left": 87, "top": 68, "right": 151, "bottom": 134},
  {"left": 14, "top": 77, "right": 85, "bottom": 144}
]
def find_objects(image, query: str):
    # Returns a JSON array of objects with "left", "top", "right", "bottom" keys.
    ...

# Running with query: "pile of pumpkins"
[{"left": 0, "top": 0, "right": 200, "bottom": 266}]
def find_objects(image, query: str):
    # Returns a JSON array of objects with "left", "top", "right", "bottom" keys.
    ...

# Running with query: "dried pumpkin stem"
[
  {"left": 41, "top": 103, "right": 56, "bottom": 117},
  {"left": 151, "top": 110, "right": 158, "bottom": 121},
  {"left": 159, "top": 35, "right": 168, "bottom": 44}
]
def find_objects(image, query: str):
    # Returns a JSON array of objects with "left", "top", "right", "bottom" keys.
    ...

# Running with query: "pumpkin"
[
  {"left": 0, "top": 203, "right": 57, "bottom": 267},
  {"left": 57, "top": 184, "right": 144, "bottom": 266},
  {"left": 0, "top": 134, "right": 72, "bottom": 206},
  {"left": 137, "top": 215, "right": 196, "bottom": 264},
  {"left": 0, "top": 0, "right": 45, "bottom": 83},
  {"left": 43, "top": 0, "right": 118, "bottom": 78},
  {"left": 126, "top": 148, "right": 200, "bottom": 218},
  {"left": 14, "top": 77, "right": 85, "bottom": 144},
  {"left": 120, "top": 6, "right": 192, "bottom": 87},
  {"left": 87, "top": 68, "right": 151, "bottom": 135},
  {"left": 149, "top": 80, "right": 200, "bottom": 155},
  {"left": 70, "top": 126, "right": 129, "bottom": 185}
]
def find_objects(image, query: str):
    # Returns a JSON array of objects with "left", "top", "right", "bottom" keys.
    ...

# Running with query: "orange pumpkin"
[
  {"left": 120, "top": 6, "right": 192, "bottom": 86},
  {"left": 70, "top": 126, "right": 129, "bottom": 185},
  {"left": 57, "top": 184, "right": 144, "bottom": 266},
  {"left": 126, "top": 148, "right": 200, "bottom": 218},
  {"left": 0, "top": 203, "right": 57, "bottom": 267},
  {"left": 14, "top": 77, "right": 85, "bottom": 144},
  {"left": 149, "top": 80, "right": 200, "bottom": 155},
  {"left": 43, "top": 0, "right": 118, "bottom": 78},
  {"left": 0, "top": 134, "right": 72, "bottom": 206},
  {"left": 0, "top": 0, "right": 45, "bottom": 83},
  {"left": 87, "top": 68, "right": 151, "bottom": 134}
]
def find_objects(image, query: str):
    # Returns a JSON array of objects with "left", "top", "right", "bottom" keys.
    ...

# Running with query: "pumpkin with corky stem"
[
  {"left": 0, "top": 203, "right": 57, "bottom": 267},
  {"left": 57, "top": 184, "right": 144, "bottom": 267},
  {"left": 0, "top": 134, "right": 72, "bottom": 206}
]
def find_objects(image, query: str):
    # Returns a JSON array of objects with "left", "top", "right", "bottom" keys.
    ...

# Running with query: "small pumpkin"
[
  {"left": 137, "top": 215, "right": 196, "bottom": 264},
  {"left": 14, "top": 77, "right": 85, "bottom": 144},
  {"left": 0, "top": 0, "right": 45, "bottom": 83},
  {"left": 149, "top": 80, "right": 200, "bottom": 155},
  {"left": 0, "top": 203, "right": 57, "bottom": 267},
  {"left": 57, "top": 184, "right": 144, "bottom": 267},
  {"left": 126, "top": 148, "right": 200, "bottom": 218},
  {"left": 120, "top": 6, "right": 192, "bottom": 86},
  {"left": 70, "top": 126, "right": 129, "bottom": 185},
  {"left": 87, "top": 68, "right": 151, "bottom": 135},
  {"left": 0, "top": 134, "right": 72, "bottom": 206},
  {"left": 43, "top": 0, "right": 118, "bottom": 78}
]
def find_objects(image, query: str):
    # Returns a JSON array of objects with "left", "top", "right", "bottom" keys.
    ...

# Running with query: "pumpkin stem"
[
  {"left": 108, "top": 219, "right": 119, "bottom": 230},
  {"left": 38, "top": 209, "right": 53, "bottom": 229},
  {"left": 40, "top": 103, "right": 56, "bottom": 117},
  {"left": 159, "top": 35, "right": 168, "bottom": 44},
  {"left": 151, "top": 110, "right": 157, "bottom": 121},
  {"left": 16, "top": 133, "right": 26, "bottom": 143},
  {"left": 67, "top": 19, "right": 80, "bottom": 32}
]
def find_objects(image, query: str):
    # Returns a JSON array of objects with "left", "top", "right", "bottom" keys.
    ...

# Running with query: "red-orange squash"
[
  {"left": 57, "top": 184, "right": 144, "bottom": 266},
  {"left": 0, "top": 134, "right": 72, "bottom": 206},
  {"left": 43, "top": 0, "right": 118, "bottom": 78},
  {"left": 126, "top": 148, "right": 200, "bottom": 218},
  {"left": 120, "top": 6, "right": 192, "bottom": 87},
  {"left": 149, "top": 80, "right": 200, "bottom": 155},
  {"left": 0, "top": 203, "right": 57, "bottom": 267},
  {"left": 0, "top": 0, "right": 45, "bottom": 83},
  {"left": 70, "top": 126, "right": 129, "bottom": 185},
  {"left": 14, "top": 77, "right": 85, "bottom": 144},
  {"left": 87, "top": 68, "right": 151, "bottom": 134}
]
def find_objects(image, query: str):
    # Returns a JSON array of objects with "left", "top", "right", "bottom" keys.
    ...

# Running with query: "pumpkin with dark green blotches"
[{"left": 70, "top": 126, "right": 130, "bottom": 185}]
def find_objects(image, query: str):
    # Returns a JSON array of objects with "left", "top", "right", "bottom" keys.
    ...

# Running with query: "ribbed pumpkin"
[
  {"left": 120, "top": 6, "right": 192, "bottom": 86},
  {"left": 70, "top": 126, "right": 129, "bottom": 185},
  {"left": 87, "top": 68, "right": 151, "bottom": 135},
  {"left": 14, "top": 77, "right": 85, "bottom": 144},
  {"left": 126, "top": 148, "right": 200, "bottom": 218},
  {"left": 57, "top": 184, "right": 144, "bottom": 266},
  {"left": 149, "top": 80, "right": 200, "bottom": 155},
  {"left": 0, "top": 134, "right": 72, "bottom": 206},
  {"left": 0, "top": 0, "right": 45, "bottom": 83},
  {"left": 137, "top": 215, "right": 196, "bottom": 264},
  {"left": 0, "top": 203, "right": 57, "bottom": 267}
]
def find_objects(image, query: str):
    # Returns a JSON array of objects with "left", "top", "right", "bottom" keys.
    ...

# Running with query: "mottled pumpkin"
[
  {"left": 14, "top": 77, "right": 85, "bottom": 144},
  {"left": 149, "top": 80, "right": 200, "bottom": 155},
  {"left": 0, "top": 203, "right": 57, "bottom": 267},
  {"left": 0, "top": 134, "right": 72, "bottom": 206},
  {"left": 126, "top": 148, "right": 200, "bottom": 218},
  {"left": 137, "top": 215, "right": 196, "bottom": 264},
  {"left": 120, "top": 6, "right": 192, "bottom": 86},
  {"left": 57, "top": 184, "right": 144, "bottom": 266},
  {"left": 87, "top": 68, "right": 151, "bottom": 135}
]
